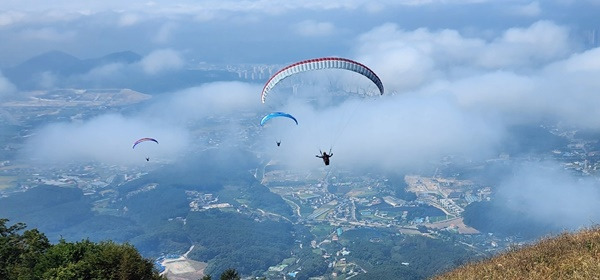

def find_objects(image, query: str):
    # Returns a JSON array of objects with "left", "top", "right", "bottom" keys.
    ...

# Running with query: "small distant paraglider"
[
  {"left": 260, "top": 112, "right": 298, "bottom": 147},
  {"left": 133, "top": 137, "right": 158, "bottom": 161},
  {"left": 260, "top": 112, "right": 298, "bottom": 126},
  {"left": 132, "top": 138, "right": 158, "bottom": 149}
]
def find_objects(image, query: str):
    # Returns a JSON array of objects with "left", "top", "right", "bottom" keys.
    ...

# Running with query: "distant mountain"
[
  {"left": 89, "top": 50, "right": 142, "bottom": 65},
  {"left": 10, "top": 50, "right": 84, "bottom": 76},
  {"left": 4, "top": 50, "right": 82, "bottom": 86},
  {"left": 2, "top": 50, "right": 239, "bottom": 94},
  {"left": 2, "top": 50, "right": 143, "bottom": 91},
  {"left": 0, "top": 185, "right": 94, "bottom": 234}
]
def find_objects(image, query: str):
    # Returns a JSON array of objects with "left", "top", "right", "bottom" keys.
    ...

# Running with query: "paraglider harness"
[{"left": 316, "top": 149, "right": 333, "bottom": 166}]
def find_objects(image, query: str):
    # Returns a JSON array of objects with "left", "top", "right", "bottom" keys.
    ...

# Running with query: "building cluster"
[
  {"left": 185, "top": 191, "right": 232, "bottom": 211},
  {"left": 405, "top": 175, "right": 488, "bottom": 217},
  {"left": 223, "top": 64, "right": 278, "bottom": 81}
]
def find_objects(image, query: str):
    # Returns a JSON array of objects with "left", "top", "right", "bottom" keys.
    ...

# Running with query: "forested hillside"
[{"left": 0, "top": 219, "right": 164, "bottom": 280}]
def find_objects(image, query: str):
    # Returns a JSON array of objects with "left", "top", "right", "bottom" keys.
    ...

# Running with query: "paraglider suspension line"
[{"left": 329, "top": 97, "right": 365, "bottom": 150}]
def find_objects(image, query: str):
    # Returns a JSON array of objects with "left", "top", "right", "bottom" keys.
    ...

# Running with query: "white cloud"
[
  {"left": 152, "top": 22, "right": 177, "bottom": 44},
  {"left": 354, "top": 21, "right": 574, "bottom": 93},
  {"left": 145, "top": 81, "right": 262, "bottom": 123},
  {"left": 497, "top": 161, "right": 600, "bottom": 229},
  {"left": 23, "top": 114, "right": 190, "bottom": 165},
  {"left": 1, "top": 0, "right": 594, "bottom": 67},
  {"left": 256, "top": 19, "right": 597, "bottom": 173},
  {"left": 75, "top": 62, "right": 133, "bottom": 88},
  {"left": 333, "top": 94, "right": 502, "bottom": 170},
  {"left": 510, "top": 1, "right": 542, "bottom": 17},
  {"left": 18, "top": 27, "right": 77, "bottom": 42},
  {"left": 84, "top": 63, "right": 128, "bottom": 79},
  {"left": 118, "top": 13, "right": 141, "bottom": 26},
  {"left": 478, "top": 21, "right": 572, "bottom": 68},
  {"left": 139, "top": 49, "right": 184, "bottom": 75},
  {"left": 546, "top": 47, "right": 600, "bottom": 72},
  {"left": 191, "top": 8, "right": 218, "bottom": 22},
  {"left": 0, "top": 72, "right": 17, "bottom": 99},
  {"left": 0, "top": 0, "right": 496, "bottom": 18},
  {"left": 294, "top": 20, "right": 336, "bottom": 37},
  {"left": 409, "top": 72, "right": 600, "bottom": 132},
  {"left": 424, "top": 71, "right": 540, "bottom": 117},
  {"left": 21, "top": 81, "right": 265, "bottom": 166},
  {"left": 262, "top": 89, "right": 503, "bottom": 171},
  {"left": 413, "top": 45, "right": 600, "bottom": 129},
  {"left": 0, "top": 11, "right": 26, "bottom": 26},
  {"left": 356, "top": 24, "right": 487, "bottom": 92},
  {"left": 37, "top": 71, "right": 59, "bottom": 89}
]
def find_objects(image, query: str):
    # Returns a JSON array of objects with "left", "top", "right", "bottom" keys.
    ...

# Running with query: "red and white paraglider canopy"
[{"left": 261, "top": 57, "right": 384, "bottom": 103}]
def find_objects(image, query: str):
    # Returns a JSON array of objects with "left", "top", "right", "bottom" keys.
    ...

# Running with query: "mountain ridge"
[
  {"left": 3, "top": 50, "right": 143, "bottom": 90},
  {"left": 434, "top": 227, "right": 600, "bottom": 280},
  {"left": 1, "top": 49, "right": 238, "bottom": 94}
]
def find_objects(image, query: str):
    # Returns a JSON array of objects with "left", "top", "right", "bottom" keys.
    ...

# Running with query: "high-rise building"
[{"left": 586, "top": 28, "right": 599, "bottom": 47}]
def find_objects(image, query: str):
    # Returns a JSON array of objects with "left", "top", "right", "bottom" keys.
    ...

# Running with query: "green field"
[
  {"left": 235, "top": 198, "right": 251, "bottom": 205},
  {"left": 92, "top": 198, "right": 121, "bottom": 215},
  {"left": 93, "top": 197, "right": 111, "bottom": 207},
  {"left": 281, "top": 258, "right": 296, "bottom": 266},
  {"left": 219, "top": 207, "right": 237, "bottom": 213},
  {"left": 310, "top": 224, "right": 334, "bottom": 238},
  {"left": 316, "top": 210, "right": 333, "bottom": 220},
  {"left": 297, "top": 193, "right": 321, "bottom": 200},
  {"left": 92, "top": 208, "right": 121, "bottom": 215},
  {"left": 0, "top": 176, "right": 17, "bottom": 190},
  {"left": 346, "top": 189, "right": 378, "bottom": 198},
  {"left": 283, "top": 196, "right": 314, "bottom": 217},
  {"left": 428, "top": 215, "right": 452, "bottom": 223}
]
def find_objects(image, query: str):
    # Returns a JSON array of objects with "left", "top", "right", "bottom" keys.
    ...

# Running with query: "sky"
[
  {"left": 3, "top": 0, "right": 600, "bottom": 231},
  {"left": 1, "top": 0, "right": 599, "bottom": 65}
]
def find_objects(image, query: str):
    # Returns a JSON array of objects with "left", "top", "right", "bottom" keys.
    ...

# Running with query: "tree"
[
  {"left": 220, "top": 268, "right": 240, "bottom": 280},
  {"left": 0, "top": 219, "right": 51, "bottom": 279},
  {"left": 0, "top": 219, "right": 166, "bottom": 280}
]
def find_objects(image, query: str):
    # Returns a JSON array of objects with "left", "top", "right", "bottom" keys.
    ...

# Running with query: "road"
[
  {"left": 183, "top": 245, "right": 195, "bottom": 258},
  {"left": 257, "top": 208, "right": 293, "bottom": 223},
  {"left": 282, "top": 196, "right": 302, "bottom": 217}
]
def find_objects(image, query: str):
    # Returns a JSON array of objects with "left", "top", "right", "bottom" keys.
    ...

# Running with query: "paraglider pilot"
[{"left": 316, "top": 150, "right": 333, "bottom": 166}]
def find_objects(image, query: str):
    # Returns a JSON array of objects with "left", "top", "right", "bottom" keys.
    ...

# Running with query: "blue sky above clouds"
[{"left": 0, "top": 0, "right": 598, "bottom": 65}]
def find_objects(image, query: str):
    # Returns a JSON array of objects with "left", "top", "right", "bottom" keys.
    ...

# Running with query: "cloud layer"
[
  {"left": 4, "top": 0, "right": 600, "bottom": 236},
  {"left": 0, "top": 72, "right": 17, "bottom": 99},
  {"left": 496, "top": 161, "right": 600, "bottom": 229},
  {"left": 22, "top": 81, "right": 261, "bottom": 166},
  {"left": 0, "top": 0, "right": 597, "bottom": 66},
  {"left": 23, "top": 114, "right": 190, "bottom": 165},
  {"left": 355, "top": 21, "right": 575, "bottom": 92}
]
